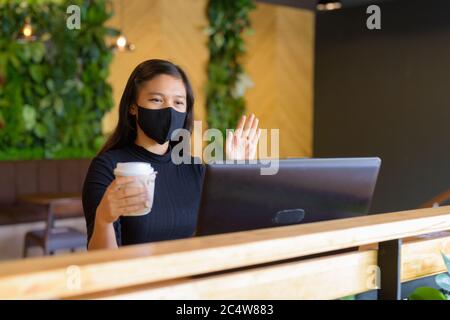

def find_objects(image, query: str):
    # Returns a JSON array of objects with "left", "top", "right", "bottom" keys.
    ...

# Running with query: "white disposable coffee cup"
[{"left": 113, "top": 162, "right": 157, "bottom": 216}]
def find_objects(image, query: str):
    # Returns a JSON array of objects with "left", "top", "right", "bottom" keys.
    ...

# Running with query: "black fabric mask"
[{"left": 136, "top": 106, "right": 186, "bottom": 144}]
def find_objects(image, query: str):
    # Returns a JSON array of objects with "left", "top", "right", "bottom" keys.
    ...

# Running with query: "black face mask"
[{"left": 136, "top": 106, "right": 187, "bottom": 144}]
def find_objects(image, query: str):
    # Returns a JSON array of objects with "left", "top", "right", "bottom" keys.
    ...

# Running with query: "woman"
[{"left": 83, "top": 59, "right": 261, "bottom": 250}]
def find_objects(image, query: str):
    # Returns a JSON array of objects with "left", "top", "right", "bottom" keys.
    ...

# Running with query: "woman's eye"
[
  {"left": 175, "top": 101, "right": 185, "bottom": 105},
  {"left": 150, "top": 99, "right": 162, "bottom": 103}
]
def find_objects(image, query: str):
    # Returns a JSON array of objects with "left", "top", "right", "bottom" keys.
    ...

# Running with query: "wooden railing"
[{"left": 0, "top": 206, "right": 450, "bottom": 300}]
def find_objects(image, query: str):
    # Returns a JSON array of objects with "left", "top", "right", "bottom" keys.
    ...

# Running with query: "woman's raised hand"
[
  {"left": 226, "top": 113, "right": 262, "bottom": 160},
  {"left": 95, "top": 176, "right": 150, "bottom": 224}
]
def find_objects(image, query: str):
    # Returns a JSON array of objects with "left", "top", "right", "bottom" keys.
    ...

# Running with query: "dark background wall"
[{"left": 314, "top": 0, "right": 450, "bottom": 213}]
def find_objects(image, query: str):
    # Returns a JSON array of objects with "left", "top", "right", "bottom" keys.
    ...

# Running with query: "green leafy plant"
[
  {"left": 408, "top": 287, "right": 447, "bottom": 300},
  {"left": 408, "top": 251, "right": 450, "bottom": 300},
  {"left": 0, "top": 0, "right": 118, "bottom": 160},
  {"left": 205, "top": 0, "right": 255, "bottom": 138},
  {"left": 435, "top": 251, "right": 450, "bottom": 297}
]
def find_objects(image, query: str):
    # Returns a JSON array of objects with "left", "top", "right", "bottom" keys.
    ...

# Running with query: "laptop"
[{"left": 195, "top": 157, "right": 381, "bottom": 236}]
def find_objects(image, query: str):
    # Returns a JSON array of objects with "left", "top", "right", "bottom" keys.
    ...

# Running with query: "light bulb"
[
  {"left": 116, "top": 35, "right": 127, "bottom": 49},
  {"left": 325, "top": 2, "right": 341, "bottom": 10},
  {"left": 317, "top": 1, "right": 342, "bottom": 11},
  {"left": 23, "top": 23, "right": 33, "bottom": 37}
]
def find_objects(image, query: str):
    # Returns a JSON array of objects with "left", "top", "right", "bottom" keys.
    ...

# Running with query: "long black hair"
[{"left": 99, "top": 59, "right": 194, "bottom": 155}]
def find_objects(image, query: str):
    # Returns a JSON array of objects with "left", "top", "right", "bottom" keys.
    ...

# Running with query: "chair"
[
  {"left": 23, "top": 198, "right": 87, "bottom": 257},
  {"left": 420, "top": 188, "right": 450, "bottom": 208}
]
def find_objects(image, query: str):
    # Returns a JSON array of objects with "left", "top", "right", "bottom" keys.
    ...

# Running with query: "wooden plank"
[
  {"left": 401, "top": 232, "right": 450, "bottom": 282},
  {"left": 18, "top": 193, "right": 81, "bottom": 206},
  {"left": 363, "top": 232, "right": 450, "bottom": 285},
  {"left": 87, "top": 251, "right": 379, "bottom": 300},
  {"left": 85, "top": 235, "right": 450, "bottom": 300},
  {"left": 0, "top": 206, "right": 449, "bottom": 299}
]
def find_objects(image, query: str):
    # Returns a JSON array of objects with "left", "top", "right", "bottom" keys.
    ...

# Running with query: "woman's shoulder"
[
  {"left": 98, "top": 145, "right": 137, "bottom": 162},
  {"left": 89, "top": 147, "right": 133, "bottom": 174}
]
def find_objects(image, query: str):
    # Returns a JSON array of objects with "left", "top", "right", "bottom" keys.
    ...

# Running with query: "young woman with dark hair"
[{"left": 83, "top": 59, "right": 261, "bottom": 250}]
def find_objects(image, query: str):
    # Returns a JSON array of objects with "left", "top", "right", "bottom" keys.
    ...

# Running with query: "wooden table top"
[{"left": 18, "top": 193, "right": 81, "bottom": 205}]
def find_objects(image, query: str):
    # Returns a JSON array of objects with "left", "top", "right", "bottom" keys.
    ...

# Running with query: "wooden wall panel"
[
  {"left": 242, "top": 4, "right": 278, "bottom": 145},
  {"left": 276, "top": 6, "right": 314, "bottom": 157},
  {"left": 244, "top": 3, "right": 314, "bottom": 158}
]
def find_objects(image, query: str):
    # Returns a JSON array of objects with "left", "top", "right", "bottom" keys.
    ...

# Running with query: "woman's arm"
[
  {"left": 87, "top": 176, "right": 149, "bottom": 250},
  {"left": 88, "top": 216, "right": 118, "bottom": 250},
  {"left": 83, "top": 157, "right": 150, "bottom": 251}
]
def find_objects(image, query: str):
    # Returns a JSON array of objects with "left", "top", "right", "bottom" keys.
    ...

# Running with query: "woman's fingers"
[
  {"left": 113, "top": 186, "right": 147, "bottom": 200},
  {"left": 111, "top": 177, "right": 137, "bottom": 192},
  {"left": 253, "top": 129, "right": 262, "bottom": 144},
  {"left": 247, "top": 116, "right": 259, "bottom": 142},
  {"left": 117, "top": 193, "right": 149, "bottom": 208},
  {"left": 235, "top": 113, "right": 257, "bottom": 140},
  {"left": 226, "top": 130, "right": 234, "bottom": 152},
  {"left": 114, "top": 176, "right": 136, "bottom": 186},
  {"left": 117, "top": 203, "right": 149, "bottom": 216},
  {"left": 246, "top": 129, "right": 261, "bottom": 160},
  {"left": 226, "top": 113, "right": 260, "bottom": 160},
  {"left": 235, "top": 114, "right": 246, "bottom": 138},
  {"left": 252, "top": 128, "right": 262, "bottom": 145},
  {"left": 242, "top": 113, "right": 255, "bottom": 139}
]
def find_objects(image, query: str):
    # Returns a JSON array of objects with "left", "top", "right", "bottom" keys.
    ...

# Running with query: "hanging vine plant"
[
  {"left": 0, "top": 0, "right": 119, "bottom": 160},
  {"left": 205, "top": 0, "right": 255, "bottom": 136}
]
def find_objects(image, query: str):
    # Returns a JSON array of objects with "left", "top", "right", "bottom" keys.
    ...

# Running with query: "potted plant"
[{"left": 408, "top": 251, "right": 450, "bottom": 300}]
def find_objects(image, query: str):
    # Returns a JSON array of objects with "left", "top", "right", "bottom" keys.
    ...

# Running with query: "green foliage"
[
  {"left": 408, "top": 287, "right": 447, "bottom": 300},
  {"left": 435, "top": 251, "right": 450, "bottom": 297},
  {"left": 435, "top": 273, "right": 450, "bottom": 294},
  {"left": 408, "top": 251, "right": 450, "bottom": 300},
  {"left": 206, "top": 0, "right": 255, "bottom": 137},
  {"left": 0, "top": 0, "right": 117, "bottom": 160}
]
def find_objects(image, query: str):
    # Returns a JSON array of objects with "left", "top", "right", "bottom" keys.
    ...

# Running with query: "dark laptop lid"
[{"left": 196, "top": 157, "right": 381, "bottom": 236}]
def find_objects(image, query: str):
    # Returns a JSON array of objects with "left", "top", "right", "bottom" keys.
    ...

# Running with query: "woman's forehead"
[{"left": 140, "top": 74, "right": 186, "bottom": 97}]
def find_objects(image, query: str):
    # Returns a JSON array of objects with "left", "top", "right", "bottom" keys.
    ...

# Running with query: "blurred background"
[{"left": 0, "top": 0, "right": 448, "bottom": 261}]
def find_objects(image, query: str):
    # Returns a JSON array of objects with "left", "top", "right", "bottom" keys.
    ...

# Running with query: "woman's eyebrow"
[
  {"left": 147, "top": 92, "right": 186, "bottom": 99},
  {"left": 147, "top": 92, "right": 164, "bottom": 96}
]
